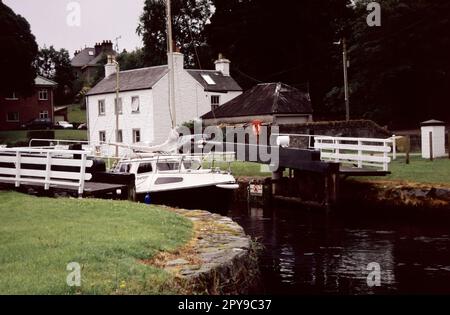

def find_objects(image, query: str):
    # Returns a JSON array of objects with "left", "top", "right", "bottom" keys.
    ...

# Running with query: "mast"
[{"left": 166, "top": 0, "right": 177, "bottom": 128}]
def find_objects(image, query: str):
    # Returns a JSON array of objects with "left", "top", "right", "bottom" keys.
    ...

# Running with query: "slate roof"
[
  {"left": 201, "top": 82, "right": 313, "bottom": 119},
  {"left": 421, "top": 119, "right": 446, "bottom": 126},
  {"left": 35, "top": 75, "right": 57, "bottom": 87},
  {"left": 71, "top": 48, "right": 96, "bottom": 68},
  {"left": 186, "top": 70, "right": 242, "bottom": 92},
  {"left": 86, "top": 66, "right": 169, "bottom": 96}
]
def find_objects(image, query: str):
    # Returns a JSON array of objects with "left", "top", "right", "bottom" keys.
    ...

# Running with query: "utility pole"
[
  {"left": 115, "top": 59, "right": 120, "bottom": 158},
  {"left": 342, "top": 37, "right": 350, "bottom": 121},
  {"left": 166, "top": 0, "right": 176, "bottom": 128}
]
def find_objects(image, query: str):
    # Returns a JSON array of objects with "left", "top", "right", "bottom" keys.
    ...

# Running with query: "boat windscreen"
[
  {"left": 157, "top": 162, "right": 180, "bottom": 171},
  {"left": 183, "top": 160, "right": 202, "bottom": 170}
]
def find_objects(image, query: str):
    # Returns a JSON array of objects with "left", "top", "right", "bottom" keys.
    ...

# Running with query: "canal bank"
[
  {"left": 234, "top": 176, "right": 450, "bottom": 213},
  {"left": 145, "top": 207, "right": 261, "bottom": 295}
]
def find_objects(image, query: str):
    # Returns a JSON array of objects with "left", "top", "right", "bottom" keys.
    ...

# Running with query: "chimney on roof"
[
  {"left": 104, "top": 55, "right": 117, "bottom": 78},
  {"left": 102, "top": 40, "right": 113, "bottom": 53},
  {"left": 94, "top": 42, "right": 102, "bottom": 56},
  {"left": 215, "top": 53, "right": 231, "bottom": 76}
]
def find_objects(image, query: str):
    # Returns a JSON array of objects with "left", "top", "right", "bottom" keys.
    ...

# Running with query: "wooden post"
[
  {"left": 392, "top": 135, "right": 397, "bottom": 160},
  {"left": 78, "top": 153, "right": 87, "bottom": 196},
  {"left": 357, "top": 140, "right": 363, "bottom": 168},
  {"left": 15, "top": 151, "right": 21, "bottom": 188},
  {"left": 44, "top": 152, "right": 51, "bottom": 190},
  {"left": 429, "top": 132, "right": 434, "bottom": 161},
  {"left": 405, "top": 135, "right": 411, "bottom": 165}
]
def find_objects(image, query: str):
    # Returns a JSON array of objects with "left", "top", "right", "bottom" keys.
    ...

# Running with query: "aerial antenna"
[{"left": 114, "top": 36, "right": 122, "bottom": 52}]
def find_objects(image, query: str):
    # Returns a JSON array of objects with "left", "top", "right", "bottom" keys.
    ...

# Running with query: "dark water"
[{"left": 223, "top": 203, "right": 450, "bottom": 295}]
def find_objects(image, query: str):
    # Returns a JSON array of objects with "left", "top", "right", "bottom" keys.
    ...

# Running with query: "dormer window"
[
  {"left": 201, "top": 74, "right": 216, "bottom": 85},
  {"left": 38, "top": 89, "right": 48, "bottom": 100}
]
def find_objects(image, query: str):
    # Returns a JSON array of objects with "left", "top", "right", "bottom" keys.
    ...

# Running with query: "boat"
[{"left": 108, "top": 128, "right": 239, "bottom": 209}]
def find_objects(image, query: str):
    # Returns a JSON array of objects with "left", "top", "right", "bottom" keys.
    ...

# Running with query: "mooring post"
[
  {"left": 271, "top": 169, "right": 284, "bottom": 196},
  {"left": 406, "top": 135, "right": 411, "bottom": 165}
]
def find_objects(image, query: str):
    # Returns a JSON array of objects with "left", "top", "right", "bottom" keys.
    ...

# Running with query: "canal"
[{"left": 221, "top": 202, "right": 450, "bottom": 295}]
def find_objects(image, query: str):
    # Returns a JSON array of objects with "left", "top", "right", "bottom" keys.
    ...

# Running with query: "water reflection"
[{"left": 227, "top": 204, "right": 450, "bottom": 295}]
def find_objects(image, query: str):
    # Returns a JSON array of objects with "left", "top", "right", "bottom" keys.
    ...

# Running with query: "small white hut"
[{"left": 421, "top": 119, "right": 446, "bottom": 159}]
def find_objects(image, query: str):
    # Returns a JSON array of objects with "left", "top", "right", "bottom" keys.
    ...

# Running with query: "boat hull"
[{"left": 137, "top": 184, "right": 236, "bottom": 211}]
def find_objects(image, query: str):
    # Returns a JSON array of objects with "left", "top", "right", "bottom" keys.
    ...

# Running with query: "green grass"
[
  {"left": 217, "top": 157, "right": 450, "bottom": 185},
  {"left": 0, "top": 130, "right": 87, "bottom": 145},
  {"left": 67, "top": 104, "right": 87, "bottom": 123},
  {"left": 354, "top": 156, "right": 450, "bottom": 185},
  {"left": 0, "top": 192, "right": 193, "bottom": 295},
  {"left": 206, "top": 161, "right": 272, "bottom": 177},
  {"left": 0, "top": 131, "right": 28, "bottom": 144},
  {"left": 55, "top": 130, "right": 88, "bottom": 141}
]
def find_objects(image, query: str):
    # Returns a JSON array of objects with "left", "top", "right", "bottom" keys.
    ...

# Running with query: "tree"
[
  {"left": 0, "top": 1, "right": 38, "bottom": 96},
  {"left": 35, "top": 46, "right": 75, "bottom": 105},
  {"left": 206, "top": 0, "right": 351, "bottom": 114},
  {"left": 117, "top": 48, "right": 147, "bottom": 71},
  {"left": 137, "top": 0, "right": 212, "bottom": 67},
  {"left": 325, "top": 0, "right": 450, "bottom": 128}
]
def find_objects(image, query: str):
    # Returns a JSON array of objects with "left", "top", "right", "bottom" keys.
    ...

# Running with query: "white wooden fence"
[
  {"left": 314, "top": 136, "right": 393, "bottom": 171},
  {"left": 0, "top": 147, "right": 93, "bottom": 194}
]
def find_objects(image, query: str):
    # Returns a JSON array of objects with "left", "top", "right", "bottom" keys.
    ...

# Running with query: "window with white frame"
[
  {"left": 38, "top": 89, "right": 48, "bottom": 100},
  {"left": 98, "top": 100, "right": 106, "bottom": 116},
  {"left": 39, "top": 111, "right": 49, "bottom": 119},
  {"left": 5, "top": 91, "right": 18, "bottom": 100},
  {"left": 116, "top": 129, "right": 123, "bottom": 143},
  {"left": 99, "top": 131, "right": 106, "bottom": 143},
  {"left": 211, "top": 95, "right": 220, "bottom": 111},
  {"left": 133, "top": 129, "right": 141, "bottom": 143},
  {"left": 6, "top": 112, "right": 19, "bottom": 122},
  {"left": 115, "top": 98, "right": 123, "bottom": 115},
  {"left": 131, "top": 96, "right": 140, "bottom": 113}
]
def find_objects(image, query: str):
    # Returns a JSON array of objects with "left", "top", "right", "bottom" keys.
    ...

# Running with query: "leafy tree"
[
  {"left": 206, "top": 0, "right": 351, "bottom": 115},
  {"left": 0, "top": 1, "right": 38, "bottom": 96},
  {"left": 117, "top": 48, "right": 147, "bottom": 70},
  {"left": 325, "top": 0, "right": 450, "bottom": 128},
  {"left": 137, "top": 0, "right": 212, "bottom": 67},
  {"left": 35, "top": 46, "right": 75, "bottom": 105}
]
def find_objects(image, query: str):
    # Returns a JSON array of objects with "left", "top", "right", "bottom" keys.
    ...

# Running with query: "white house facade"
[{"left": 86, "top": 53, "right": 242, "bottom": 155}]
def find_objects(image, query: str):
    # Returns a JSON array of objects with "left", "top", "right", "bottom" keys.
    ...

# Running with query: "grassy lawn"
[
  {"left": 67, "top": 104, "right": 87, "bottom": 123},
  {"left": 354, "top": 156, "right": 450, "bottom": 185},
  {"left": 219, "top": 157, "right": 450, "bottom": 185},
  {"left": 0, "top": 130, "right": 87, "bottom": 145},
  {"left": 55, "top": 130, "right": 88, "bottom": 141},
  {"left": 206, "top": 161, "right": 272, "bottom": 177},
  {"left": 0, "top": 192, "right": 193, "bottom": 295}
]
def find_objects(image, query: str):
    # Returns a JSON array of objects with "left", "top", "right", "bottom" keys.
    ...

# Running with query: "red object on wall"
[
  {"left": 0, "top": 76, "right": 57, "bottom": 131},
  {"left": 252, "top": 119, "right": 262, "bottom": 136}
]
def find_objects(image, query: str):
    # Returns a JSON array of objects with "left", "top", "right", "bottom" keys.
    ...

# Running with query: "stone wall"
[{"left": 152, "top": 208, "right": 261, "bottom": 295}]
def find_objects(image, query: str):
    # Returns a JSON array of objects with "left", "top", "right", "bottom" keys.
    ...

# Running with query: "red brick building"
[{"left": 0, "top": 76, "right": 57, "bottom": 130}]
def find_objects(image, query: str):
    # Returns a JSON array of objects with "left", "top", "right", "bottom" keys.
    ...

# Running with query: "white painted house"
[{"left": 85, "top": 53, "right": 242, "bottom": 154}]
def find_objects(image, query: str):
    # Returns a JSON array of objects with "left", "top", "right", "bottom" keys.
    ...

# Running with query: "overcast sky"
[{"left": 4, "top": 0, "right": 145, "bottom": 57}]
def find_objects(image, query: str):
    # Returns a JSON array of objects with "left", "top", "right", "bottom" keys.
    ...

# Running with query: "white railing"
[
  {"left": 313, "top": 136, "right": 393, "bottom": 171},
  {"left": 0, "top": 147, "right": 93, "bottom": 194}
]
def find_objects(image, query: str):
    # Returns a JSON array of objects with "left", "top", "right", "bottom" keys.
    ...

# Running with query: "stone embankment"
[{"left": 148, "top": 208, "right": 260, "bottom": 295}]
